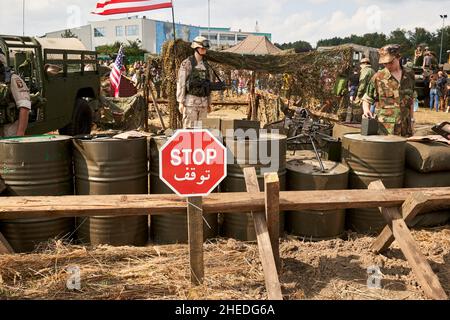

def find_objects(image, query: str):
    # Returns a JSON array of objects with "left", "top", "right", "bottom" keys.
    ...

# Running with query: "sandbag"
[
  {"left": 410, "top": 212, "right": 450, "bottom": 228},
  {"left": 406, "top": 141, "right": 450, "bottom": 173},
  {"left": 404, "top": 168, "right": 450, "bottom": 188},
  {"left": 404, "top": 168, "right": 450, "bottom": 227}
]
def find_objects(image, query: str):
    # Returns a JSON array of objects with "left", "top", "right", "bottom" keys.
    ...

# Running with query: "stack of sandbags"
[{"left": 404, "top": 140, "right": 450, "bottom": 227}]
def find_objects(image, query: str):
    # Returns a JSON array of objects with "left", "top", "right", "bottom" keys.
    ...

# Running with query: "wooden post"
[
  {"left": 250, "top": 72, "right": 257, "bottom": 121},
  {"left": 187, "top": 196, "right": 204, "bottom": 286},
  {"left": 148, "top": 80, "right": 167, "bottom": 131},
  {"left": 371, "top": 192, "right": 429, "bottom": 254},
  {"left": 0, "top": 177, "right": 5, "bottom": 194},
  {"left": 0, "top": 232, "right": 14, "bottom": 254},
  {"left": 264, "top": 173, "right": 281, "bottom": 273},
  {"left": 243, "top": 167, "right": 283, "bottom": 300},
  {"left": 369, "top": 180, "right": 448, "bottom": 300}
]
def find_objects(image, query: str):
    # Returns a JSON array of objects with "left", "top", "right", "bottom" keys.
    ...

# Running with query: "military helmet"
[{"left": 191, "top": 36, "right": 211, "bottom": 50}]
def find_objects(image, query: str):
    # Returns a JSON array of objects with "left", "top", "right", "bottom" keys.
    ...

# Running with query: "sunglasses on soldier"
[{"left": 196, "top": 40, "right": 211, "bottom": 49}]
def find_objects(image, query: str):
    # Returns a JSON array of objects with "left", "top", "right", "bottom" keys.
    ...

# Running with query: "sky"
[{"left": 0, "top": 0, "right": 449, "bottom": 46}]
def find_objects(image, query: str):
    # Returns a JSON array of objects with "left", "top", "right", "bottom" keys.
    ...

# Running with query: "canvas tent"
[{"left": 223, "top": 35, "right": 282, "bottom": 55}]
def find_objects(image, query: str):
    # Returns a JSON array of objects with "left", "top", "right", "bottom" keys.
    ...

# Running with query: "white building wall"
[
  {"left": 142, "top": 19, "right": 157, "bottom": 54},
  {"left": 91, "top": 18, "right": 144, "bottom": 49}
]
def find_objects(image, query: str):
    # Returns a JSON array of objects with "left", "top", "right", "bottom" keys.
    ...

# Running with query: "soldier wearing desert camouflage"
[
  {"left": 176, "top": 36, "right": 214, "bottom": 129},
  {"left": 362, "top": 44, "right": 415, "bottom": 137}
]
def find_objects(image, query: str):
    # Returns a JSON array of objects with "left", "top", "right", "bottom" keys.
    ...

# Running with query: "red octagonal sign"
[{"left": 160, "top": 129, "right": 227, "bottom": 197}]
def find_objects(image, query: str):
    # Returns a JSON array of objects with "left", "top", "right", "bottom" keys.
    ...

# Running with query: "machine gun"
[{"left": 284, "top": 107, "right": 338, "bottom": 172}]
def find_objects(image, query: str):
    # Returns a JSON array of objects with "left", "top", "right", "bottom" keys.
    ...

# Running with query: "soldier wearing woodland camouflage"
[
  {"left": 177, "top": 36, "right": 214, "bottom": 129},
  {"left": 0, "top": 52, "right": 31, "bottom": 137},
  {"left": 362, "top": 45, "right": 415, "bottom": 137}
]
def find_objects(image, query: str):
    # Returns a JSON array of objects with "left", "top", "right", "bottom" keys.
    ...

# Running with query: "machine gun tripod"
[{"left": 267, "top": 107, "right": 338, "bottom": 173}]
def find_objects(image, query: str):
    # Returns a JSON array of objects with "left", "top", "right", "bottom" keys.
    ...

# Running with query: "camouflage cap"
[{"left": 379, "top": 44, "right": 401, "bottom": 64}]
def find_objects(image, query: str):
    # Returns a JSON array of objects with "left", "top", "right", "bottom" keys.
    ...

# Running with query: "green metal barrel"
[
  {"left": 342, "top": 134, "right": 406, "bottom": 233},
  {"left": 74, "top": 136, "right": 148, "bottom": 246},
  {"left": 286, "top": 159, "right": 349, "bottom": 240},
  {"left": 221, "top": 133, "right": 287, "bottom": 241},
  {"left": 0, "top": 135, "right": 74, "bottom": 253},
  {"left": 148, "top": 136, "right": 218, "bottom": 244}
]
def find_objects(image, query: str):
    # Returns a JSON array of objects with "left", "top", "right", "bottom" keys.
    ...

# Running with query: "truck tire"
[{"left": 59, "top": 98, "right": 93, "bottom": 136}]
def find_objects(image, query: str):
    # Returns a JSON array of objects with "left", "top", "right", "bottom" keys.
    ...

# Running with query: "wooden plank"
[
  {"left": 243, "top": 167, "right": 283, "bottom": 301},
  {"left": 371, "top": 192, "right": 429, "bottom": 254},
  {"left": 187, "top": 196, "right": 204, "bottom": 286},
  {"left": 156, "top": 99, "right": 249, "bottom": 107},
  {"left": 1, "top": 188, "right": 450, "bottom": 219},
  {"left": 369, "top": 181, "right": 448, "bottom": 300},
  {"left": 0, "top": 232, "right": 14, "bottom": 254},
  {"left": 264, "top": 173, "right": 280, "bottom": 273}
]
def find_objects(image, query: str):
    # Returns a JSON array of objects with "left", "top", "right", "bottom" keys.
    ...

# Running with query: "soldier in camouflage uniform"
[
  {"left": 176, "top": 36, "right": 213, "bottom": 129},
  {"left": 355, "top": 58, "right": 375, "bottom": 105},
  {"left": 362, "top": 45, "right": 415, "bottom": 137},
  {"left": 0, "top": 53, "right": 31, "bottom": 137}
]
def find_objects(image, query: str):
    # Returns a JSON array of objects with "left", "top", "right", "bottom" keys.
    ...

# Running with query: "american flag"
[
  {"left": 110, "top": 46, "right": 124, "bottom": 98},
  {"left": 93, "top": 0, "right": 173, "bottom": 16}
]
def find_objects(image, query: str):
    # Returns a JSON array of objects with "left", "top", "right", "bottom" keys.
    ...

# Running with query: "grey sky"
[{"left": 0, "top": 0, "right": 448, "bottom": 45}]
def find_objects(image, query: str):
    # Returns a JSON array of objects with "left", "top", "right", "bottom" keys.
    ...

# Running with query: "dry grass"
[
  {"left": 1, "top": 226, "right": 449, "bottom": 300},
  {"left": 415, "top": 108, "right": 450, "bottom": 125}
]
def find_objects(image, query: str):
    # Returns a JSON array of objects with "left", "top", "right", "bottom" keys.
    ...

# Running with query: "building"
[
  {"left": 199, "top": 27, "right": 272, "bottom": 50},
  {"left": 44, "top": 16, "right": 271, "bottom": 54}
]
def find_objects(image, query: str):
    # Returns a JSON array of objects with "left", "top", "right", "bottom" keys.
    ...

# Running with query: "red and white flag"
[
  {"left": 110, "top": 45, "right": 125, "bottom": 97},
  {"left": 93, "top": 0, "right": 172, "bottom": 16}
]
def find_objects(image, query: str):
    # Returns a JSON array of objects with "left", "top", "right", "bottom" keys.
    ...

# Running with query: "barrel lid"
[
  {"left": 286, "top": 150, "right": 317, "bottom": 162},
  {"left": 75, "top": 134, "right": 146, "bottom": 143},
  {"left": 225, "top": 132, "right": 287, "bottom": 143},
  {"left": 343, "top": 134, "right": 406, "bottom": 143},
  {"left": 0, "top": 134, "right": 72, "bottom": 144},
  {"left": 287, "top": 159, "right": 349, "bottom": 176}
]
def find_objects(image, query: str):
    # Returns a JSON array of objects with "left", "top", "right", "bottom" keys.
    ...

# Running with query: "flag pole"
[
  {"left": 171, "top": 0, "right": 179, "bottom": 127},
  {"left": 171, "top": 0, "right": 177, "bottom": 41},
  {"left": 22, "top": 0, "right": 25, "bottom": 36}
]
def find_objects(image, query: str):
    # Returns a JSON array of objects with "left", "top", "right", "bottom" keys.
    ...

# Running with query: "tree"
[
  {"left": 96, "top": 40, "right": 148, "bottom": 62},
  {"left": 275, "top": 40, "right": 313, "bottom": 53},
  {"left": 61, "top": 29, "right": 78, "bottom": 39},
  {"left": 315, "top": 26, "right": 448, "bottom": 61},
  {"left": 388, "top": 29, "right": 413, "bottom": 56}
]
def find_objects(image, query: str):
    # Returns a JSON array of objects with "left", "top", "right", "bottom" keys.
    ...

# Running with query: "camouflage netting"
[{"left": 159, "top": 39, "right": 354, "bottom": 129}]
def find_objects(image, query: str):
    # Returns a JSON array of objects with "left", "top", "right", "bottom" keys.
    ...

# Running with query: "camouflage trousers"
[
  {"left": 182, "top": 105, "right": 208, "bottom": 129},
  {"left": 0, "top": 121, "right": 18, "bottom": 137}
]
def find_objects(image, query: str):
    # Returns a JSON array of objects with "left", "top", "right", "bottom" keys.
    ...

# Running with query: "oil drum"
[
  {"left": 286, "top": 159, "right": 349, "bottom": 240},
  {"left": 342, "top": 134, "right": 406, "bottom": 233},
  {"left": 148, "top": 135, "right": 218, "bottom": 244},
  {"left": 221, "top": 133, "right": 287, "bottom": 241},
  {"left": 0, "top": 135, "right": 74, "bottom": 253},
  {"left": 332, "top": 123, "right": 361, "bottom": 140},
  {"left": 74, "top": 136, "right": 148, "bottom": 246}
]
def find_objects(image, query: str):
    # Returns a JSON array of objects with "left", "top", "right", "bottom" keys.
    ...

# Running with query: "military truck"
[{"left": 0, "top": 35, "right": 100, "bottom": 135}]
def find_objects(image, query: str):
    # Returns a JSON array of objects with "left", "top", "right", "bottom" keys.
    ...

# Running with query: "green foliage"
[
  {"left": 316, "top": 27, "right": 450, "bottom": 61},
  {"left": 275, "top": 40, "right": 313, "bottom": 53},
  {"left": 95, "top": 40, "right": 148, "bottom": 62}
]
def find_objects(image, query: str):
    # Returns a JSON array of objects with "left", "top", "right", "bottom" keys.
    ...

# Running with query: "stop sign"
[{"left": 159, "top": 129, "right": 227, "bottom": 197}]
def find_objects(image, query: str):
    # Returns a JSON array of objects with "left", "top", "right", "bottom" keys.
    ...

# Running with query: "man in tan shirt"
[
  {"left": 176, "top": 36, "right": 213, "bottom": 129},
  {"left": 0, "top": 53, "right": 31, "bottom": 137}
]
